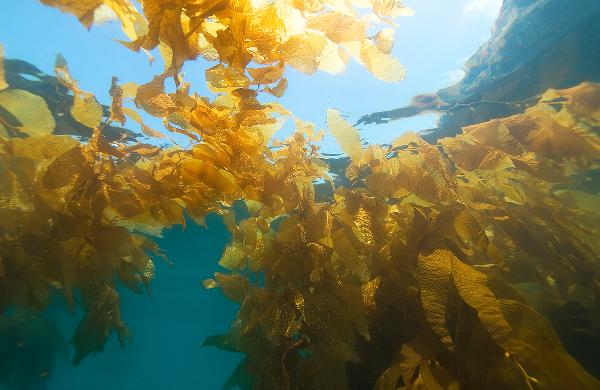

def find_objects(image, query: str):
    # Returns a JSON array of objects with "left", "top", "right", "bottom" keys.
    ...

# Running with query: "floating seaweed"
[{"left": 0, "top": 1, "right": 599, "bottom": 389}]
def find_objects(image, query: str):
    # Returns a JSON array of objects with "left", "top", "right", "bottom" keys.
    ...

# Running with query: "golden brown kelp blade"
[
  {"left": 2, "top": 1, "right": 599, "bottom": 387},
  {"left": 205, "top": 83, "right": 600, "bottom": 389}
]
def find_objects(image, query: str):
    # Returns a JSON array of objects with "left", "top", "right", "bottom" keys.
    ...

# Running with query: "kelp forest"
[{"left": 0, "top": 1, "right": 599, "bottom": 389}]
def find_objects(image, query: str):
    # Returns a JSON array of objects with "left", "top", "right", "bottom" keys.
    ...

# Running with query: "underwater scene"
[{"left": 0, "top": 0, "right": 599, "bottom": 389}]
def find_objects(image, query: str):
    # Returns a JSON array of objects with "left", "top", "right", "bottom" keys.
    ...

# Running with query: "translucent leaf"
[
  {"left": 327, "top": 109, "right": 363, "bottom": 162},
  {"left": 306, "top": 12, "right": 366, "bottom": 43},
  {"left": 71, "top": 92, "right": 103, "bottom": 128},
  {"left": 375, "top": 28, "right": 395, "bottom": 54},
  {"left": 263, "top": 77, "right": 288, "bottom": 98},
  {"left": 0, "top": 89, "right": 55, "bottom": 136},
  {"left": 360, "top": 40, "right": 406, "bottom": 82},
  {"left": 219, "top": 242, "right": 246, "bottom": 270}
]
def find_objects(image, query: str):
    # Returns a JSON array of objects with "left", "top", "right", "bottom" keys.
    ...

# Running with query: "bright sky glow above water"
[{"left": 0, "top": 0, "right": 501, "bottom": 154}]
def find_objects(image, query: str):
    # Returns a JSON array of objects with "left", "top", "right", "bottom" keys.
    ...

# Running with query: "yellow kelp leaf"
[
  {"left": 0, "top": 89, "right": 55, "bottom": 136},
  {"left": 71, "top": 92, "right": 103, "bottom": 128},
  {"left": 40, "top": 0, "right": 103, "bottom": 27},
  {"left": 318, "top": 40, "right": 350, "bottom": 74},
  {"left": 71, "top": 284, "right": 128, "bottom": 365},
  {"left": 391, "top": 131, "right": 423, "bottom": 147},
  {"left": 263, "top": 77, "right": 288, "bottom": 98},
  {"left": 9, "top": 133, "right": 79, "bottom": 161},
  {"left": 105, "top": 0, "right": 148, "bottom": 41},
  {"left": 306, "top": 12, "right": 366, "bottom": 43},
  {"left": 219, "top": 242, "right": 246, "bottom": 270},
  {"left": 335, "top": 284, "right": 371, "bottom": 340},
  {"left": 180, "top": 158, "right": 238, "bottom": 193},
  {"left": 360, "top": 40, "right": 406, "bottom": 82},
  {"left": 452, "top": 209, "right": 488, "bottom": 250},
  {"left": 554, "top": 189, "right": 600, "bottom": 212},
  {"left": 327, "top": 109, "right": 363, "bottom": 162},
  {"left": 417, "top": 249, "right": 454, "bottom": 350},
  {"left": 205, "top": 64, "right": 250, "bottom": 93},
  {"left": 120, "top": 82, "right": 139, "bottom": 98},
  {"left": 372, "top": 0, "right": 414, "bottom": 18},
  {"left": 283, "top": 33, "right": 327, "bottom": 75},
  {"left": 332, "top": 229, "right": 363, "bottom": 277},
  {"left": 375, "top": 28, "right": 395, "bottom": 54},
  {"left": 361, "top": 276, "right": 380, "bottom": 317},
  {"left": 248, "top": 64, "right": 285, "bottom": 85},
  {"left": 122, "top": 107, "right": 165, "bottom": 138},
  {"left": 0, "top": 44, "right": 8, "bottom": 91},
  {"left": 0, "top": 156, "right": 34, "bottom": 212},
  {"left": 202, "top": 278, "right": 218, "bottom": 289}
]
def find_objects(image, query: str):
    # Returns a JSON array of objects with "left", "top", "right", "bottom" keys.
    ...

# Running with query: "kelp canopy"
[{"left": 0, "top": 1, "right": 599, "bottom": 389}]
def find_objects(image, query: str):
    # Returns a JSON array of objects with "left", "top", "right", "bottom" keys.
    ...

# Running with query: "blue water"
[{"left": 2, "top": 215, "right": 242, "bottom": 390}]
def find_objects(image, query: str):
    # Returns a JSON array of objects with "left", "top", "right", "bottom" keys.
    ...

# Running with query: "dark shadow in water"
[{"left": 0, "top": 312, "right": 65, "bottom": 390}]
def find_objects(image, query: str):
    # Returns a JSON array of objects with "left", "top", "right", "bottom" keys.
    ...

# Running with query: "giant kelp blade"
[
  {"left": 327, "top": 109, "right": 363, "bottom": 163},
  {"left": 0, "top": 89, "right": 55, "bottom": 136}
]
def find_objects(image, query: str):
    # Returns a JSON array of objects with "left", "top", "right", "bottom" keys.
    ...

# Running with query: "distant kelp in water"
[
  {"left": 0, "top": 0, "right": 599, "bottom": 388},
  {"left": 0, "top": 313, "right": 65, "bottom": 390}
]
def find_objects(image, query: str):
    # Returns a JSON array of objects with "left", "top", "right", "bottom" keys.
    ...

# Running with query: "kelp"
[
  {"left": 205, "top": 84, "right": 600, "bottom": 389},
  {"left": 0, "top": 0, "right": 599, "bottom": 388}
]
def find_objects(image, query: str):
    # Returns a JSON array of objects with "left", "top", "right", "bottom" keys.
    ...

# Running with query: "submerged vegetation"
[{"left": 0, "top": 0, "right": 599, "bottom": 388}]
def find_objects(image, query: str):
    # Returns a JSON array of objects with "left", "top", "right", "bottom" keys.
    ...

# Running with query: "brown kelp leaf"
[
  {"left": 109, "top": 76, "right": 126, "bottom": 125},
  {"left": 248, "top": 64, "right": 285, "bottom": 85},
  {"left": 263, "top": 77, "right": 288, "bottom": 98},
  {"left": 40, "top": 0, "right": 103, "bottom": 27},
  {"left": 373, "top": 0, "right": 414, "bottom": 19},
  {"left": 72, "top": 285, "right": 128, "bottom": 365},
  {"left": 327, "top": 109, "right": 363, "bottom": 163},
  {"left": 213, "top": 273, "right": 248, "bottom": 303},
  {"left": 417, "top": 249, "right": 454, "bottom": 350},
  {"left": 0, "top": 89, "right": 55, "bottom": 136},
  {"left": 451, "top": 255, "right": 600, "bottom": 388},
  {"left": 134, "top": 74, "right": 174, "bottom": 117},
  {"left": 205, "top": 64, "right": 250, "bottom": 93},
  {"left": 72, "top": 92, "right": 103, "bottom": 129},
  {"left": 43, "top": 145, "right": 91, "bottom": 190},
  {"left": 122, "top": 107, "right": 165, "bottom": 138}
]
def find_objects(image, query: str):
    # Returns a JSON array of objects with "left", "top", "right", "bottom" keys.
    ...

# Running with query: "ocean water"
[
  {"left": 1, "top": 0, "right": 600, "bottom": 389},
  {"left": 2, "top": 215, "right": 242, "bottom": 390}
]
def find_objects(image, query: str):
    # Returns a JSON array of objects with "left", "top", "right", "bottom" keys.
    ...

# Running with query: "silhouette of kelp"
[{"left": 0, "top": 312, "right": 64, "bottom": 390}]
